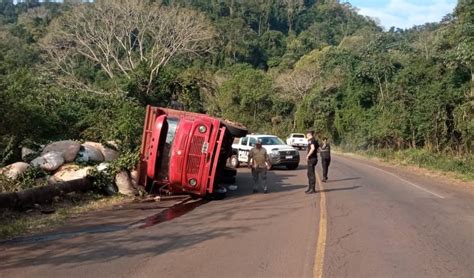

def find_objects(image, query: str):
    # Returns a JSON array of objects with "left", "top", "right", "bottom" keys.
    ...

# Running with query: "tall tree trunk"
[
  {"left": 293, "top": 112, "right": 297, "bottom": 131},
  {"left": 229, "top": 0, "right": 235, "bottom": 16}
]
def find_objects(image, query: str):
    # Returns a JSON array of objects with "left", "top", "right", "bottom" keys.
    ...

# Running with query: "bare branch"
[
  {"left": 274, "top": 67, "right": 320, "bottom": 102},
  {"left": 41, "top": 0, "right": 215, "bottom": 95}
]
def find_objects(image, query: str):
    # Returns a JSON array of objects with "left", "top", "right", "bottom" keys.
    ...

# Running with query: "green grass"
[{"left": 337, "top": 147, "right": 474, "bottom": 181}]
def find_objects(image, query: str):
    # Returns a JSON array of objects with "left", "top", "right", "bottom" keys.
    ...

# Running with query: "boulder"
[
  {"left": 82, "top": 141, "right": 102, "bottom": 151},
  {"left": 83, "top": 142, "right": 119, "bottom": 162},
  {"left": 30, "top": 156, "right": 47, "bottom": 168},
  {"left": 102, "top": 148, "right": 119, "bottom": 161},
  {"left": 50, "top": 164, "right": 93, "bottom": 183},
  {"left": 42, "top": 140, "right": 81, "bottom": 162},
  {"left": 31, "top": 152, "right": 64, "bottom": 172},
  {"left": 0, "top": 162, "right": 30, "bottom": 180},
  {"left": 130, "top": 169, "right": 139, "bottom": 187},
  {"left": 21, "top": 147, "right": 37, "bottom": 162},
  {"left": 115, "top": 171, "right": 137, "bottom": 196},
  {"left": 76, "top": 144, "right": 105, "bottom": 163}
]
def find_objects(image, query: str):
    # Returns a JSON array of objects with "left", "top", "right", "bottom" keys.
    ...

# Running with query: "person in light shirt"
[{"left": 248, "top": 140, "right": 270, "bottom": 194}]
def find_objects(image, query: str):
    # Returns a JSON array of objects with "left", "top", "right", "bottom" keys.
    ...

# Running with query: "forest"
[{"left": 0, "top": 0, "right": 472, "bottom": 168}]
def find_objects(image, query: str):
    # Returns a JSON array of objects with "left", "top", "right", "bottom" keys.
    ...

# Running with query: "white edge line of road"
[{"left": 342, "top": 157, "right": 445, "bottom": 199}]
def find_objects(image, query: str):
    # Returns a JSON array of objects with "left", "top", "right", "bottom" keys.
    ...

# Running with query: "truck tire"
[
  {"left": 223, "top": 121, "right": 248, "bottom": 138},
  {"left": 206, "top": 186, "right": 227, "bottom": 200},
  {"left": 230, "top": 155, "right": 240, "bottom": 168},
  {"left": 206, "top": 192, "right": 226, "bottom": 200},
  {"left": 286, "top": 163, "right": 299, "bottom": 170}
]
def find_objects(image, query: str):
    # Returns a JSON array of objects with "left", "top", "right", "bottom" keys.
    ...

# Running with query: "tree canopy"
[{"left": 0, "top": 0, "right": 472, "bottom": 165}]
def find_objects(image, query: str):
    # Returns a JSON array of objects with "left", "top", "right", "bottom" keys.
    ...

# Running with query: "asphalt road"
[{"left": 1, "top": 153, "right": 473, "bottom": 278}]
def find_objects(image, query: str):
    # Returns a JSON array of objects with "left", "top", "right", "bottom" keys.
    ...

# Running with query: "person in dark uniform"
[
  {"left": 320, "top": 137, "right": 331, "bottom": 182},
  {"left": 305, "top": 130, "right": 319, "bottom": 194}
]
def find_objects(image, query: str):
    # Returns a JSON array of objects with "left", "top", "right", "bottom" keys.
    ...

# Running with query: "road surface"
[{"left": 1, "top": 153, "right": 473, "bottom": 278}]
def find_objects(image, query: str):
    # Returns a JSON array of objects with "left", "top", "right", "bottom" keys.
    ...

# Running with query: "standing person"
[
  {"left": 305, "top": 130, "right": 320, "bottom": 194},
  {"left": 320, "top": 137, "right": 331, "bottom": 182},
  {"left": 248, "top": 140, "right": 270, "bottom": 194}
]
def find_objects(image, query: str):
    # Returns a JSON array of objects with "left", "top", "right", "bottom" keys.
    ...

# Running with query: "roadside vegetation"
[
  {"left": 0, "top": 0, "right": 472, "bottom": 182},
  {"left": 337, "top": 147, "right": 474, "bottom": 181}
]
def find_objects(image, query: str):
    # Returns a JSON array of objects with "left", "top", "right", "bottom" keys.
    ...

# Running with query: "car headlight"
[{"left": 271, "top": 149, "right": 279, "bottom": 156}]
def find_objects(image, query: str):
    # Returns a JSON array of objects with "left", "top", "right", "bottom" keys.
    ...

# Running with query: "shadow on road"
[
  {"left": 0, "top": 164, "right": 311, "bottom": 271},
  {"left": 225, "top": 169, "right": 306, "bottom": 199},
  {"left": 318, "top": 185, "right": 362, "bottom": 193},
  {"left": 0, "top": 169, "right": 308, "bottom": 271},
  {"left": 326, "top": 177, "right": 361, "bottom": 183}
]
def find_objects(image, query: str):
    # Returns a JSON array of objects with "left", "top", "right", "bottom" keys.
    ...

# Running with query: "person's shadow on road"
[
  {"left": 317, "top": 185, "right": 362, "bottom": 193},
  {"left": 325, "top": 177, "right": 361, "bottom": 183}
]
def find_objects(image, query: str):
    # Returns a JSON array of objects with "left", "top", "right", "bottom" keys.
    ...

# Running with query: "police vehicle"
[{"left": 231, "top": 134, "right": 300, "bottom": 170}]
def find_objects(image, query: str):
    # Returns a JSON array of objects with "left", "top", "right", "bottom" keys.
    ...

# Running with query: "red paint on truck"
[{"left": 138, "top": 106, "right": 247, "bottom": 197}]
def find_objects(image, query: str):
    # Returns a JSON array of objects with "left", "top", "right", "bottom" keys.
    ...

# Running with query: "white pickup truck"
[
  {"left": 286, "top": 133, "right": 308, "bottom": 150},
  {"left": 231, "top": 134, "right": 300, "bottom": 170}
]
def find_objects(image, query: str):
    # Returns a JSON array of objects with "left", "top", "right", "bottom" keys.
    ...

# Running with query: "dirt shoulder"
[
  {"left": 0, "top": 192, "right": 192, "bottom": 243},
  {"left": 0, "top": 193, "right": 132, "bottom": 241}
]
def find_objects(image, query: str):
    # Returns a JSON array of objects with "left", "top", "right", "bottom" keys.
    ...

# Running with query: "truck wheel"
[
  {"left": 223, "top": 121, "right": 248, "bottom": 138},
  {"left": 230, "top": 155, "right": 240, "bottom": 168},
  {"left": 286, "top": 163, "right": 299, "bottom": 170},
  {"left": 206, "top": 186, "right": 227, "bottom": 200},
  {"left": 206, "top": 192, "right": 226, "bottom": 200}
]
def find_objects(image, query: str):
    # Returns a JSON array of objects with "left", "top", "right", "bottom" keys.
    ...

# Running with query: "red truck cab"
[{"left": 138, "top": 106, "right": 247, "bottom": 197}]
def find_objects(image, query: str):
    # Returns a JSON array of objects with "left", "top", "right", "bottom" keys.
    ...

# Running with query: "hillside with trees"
[{"left": 0, "top": 0, "right": 472, "bottom": 170}]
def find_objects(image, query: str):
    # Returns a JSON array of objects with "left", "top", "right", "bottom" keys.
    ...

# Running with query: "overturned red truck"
[{"left": 138, "top": 106, "right": 248, "bottom": 198}]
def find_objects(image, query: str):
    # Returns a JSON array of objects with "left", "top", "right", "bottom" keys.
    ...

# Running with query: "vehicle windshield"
[
  {"left": 157, "top": 118, "right": 179, "bottom": 180},
  {"left": 293, "top": 134, "right": 305, "bottom": 138},
  {"left": 259, "top": 136, "right": 286, "bottom": 145}
]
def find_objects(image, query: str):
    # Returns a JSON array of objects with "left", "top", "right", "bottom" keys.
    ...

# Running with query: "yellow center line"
[{"left": 314, "top": 173, "right": 327, "bottom": 278}]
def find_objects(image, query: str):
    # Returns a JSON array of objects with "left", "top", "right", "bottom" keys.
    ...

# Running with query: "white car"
[
  {"left": 231, "top": 134, "right": 300, "bottom": 170},
  {"left": 286, "top": 133, "right": 308, "bottom": 150}
]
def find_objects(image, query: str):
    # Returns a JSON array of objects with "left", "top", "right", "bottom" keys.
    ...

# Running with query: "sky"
[{"left": 348, "top": 0, "right": 458, "bottom": 29}]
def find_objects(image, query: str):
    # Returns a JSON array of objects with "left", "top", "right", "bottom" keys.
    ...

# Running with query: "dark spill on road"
[{"left": 138, "top": 199, "right": 209, "bottom": 229}]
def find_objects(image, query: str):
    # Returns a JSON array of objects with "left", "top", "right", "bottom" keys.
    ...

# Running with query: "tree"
[
  {"left": 274, "top": 65, "right": 319, "bottom": 129},
  {"left": 216, "top": 64, "right": 274, "bottom": 130},
  {"left": 41, "top": 0, "right": 215, "bottom": 95},
  {"left": 280, "top": 0, "right": 304, "bottom": 33}
]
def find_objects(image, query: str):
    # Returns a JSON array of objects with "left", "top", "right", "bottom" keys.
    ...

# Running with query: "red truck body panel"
[{"left": 138, "top": 106, "right": 241, "bottom": 197}]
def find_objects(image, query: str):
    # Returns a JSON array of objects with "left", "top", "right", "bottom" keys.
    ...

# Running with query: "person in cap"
[
  {"left": 248, "top": 140, "right": 270, "bottom": 193},
  {"left": 305, "top": 130, "right": 320, "bottom": 194}
]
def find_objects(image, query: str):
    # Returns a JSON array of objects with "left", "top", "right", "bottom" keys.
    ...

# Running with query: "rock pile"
[{"left": 0, "top": 140, "right": 139, "bottom": 196}]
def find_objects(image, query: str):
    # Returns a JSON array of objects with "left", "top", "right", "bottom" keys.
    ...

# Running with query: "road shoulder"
[{"left": 333, "top": 151, "right": 474, "bottom": 198}]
